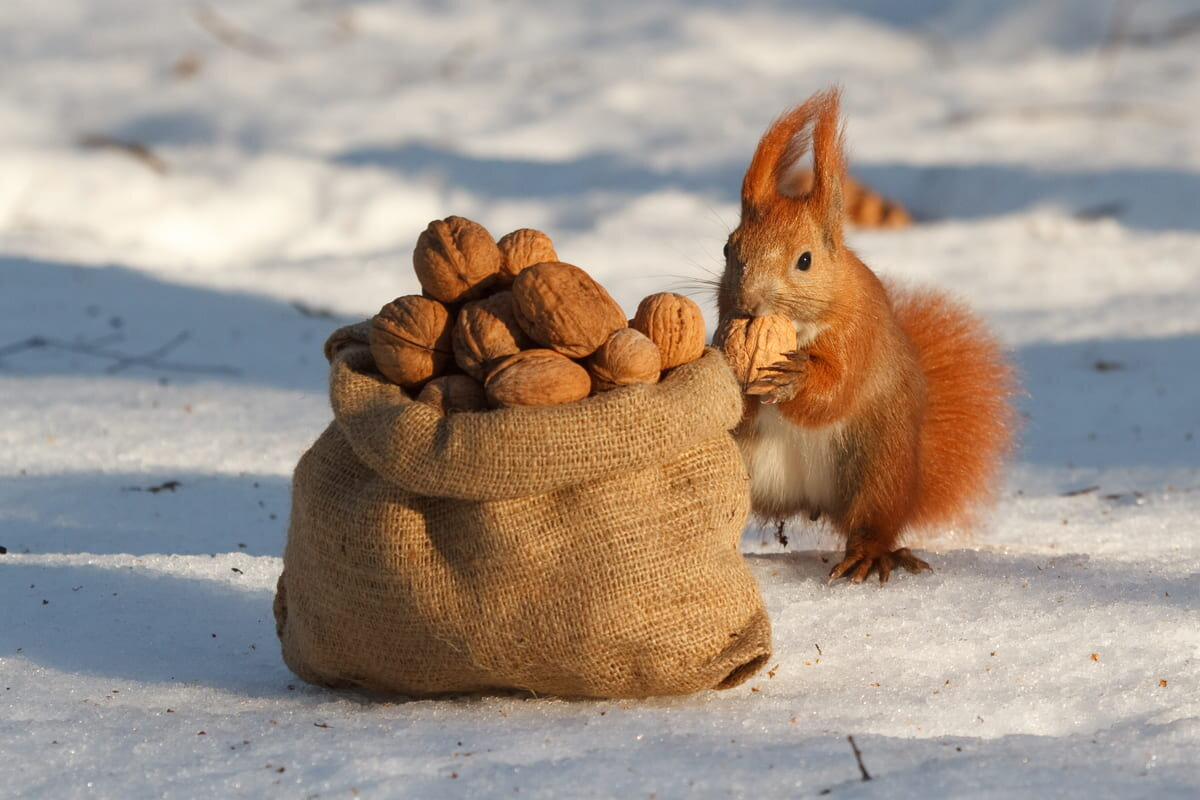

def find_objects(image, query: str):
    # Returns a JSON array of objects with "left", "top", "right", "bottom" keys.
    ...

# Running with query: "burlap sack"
[{"left": 274, "top": 322, "right": 770, "bottom": 698}]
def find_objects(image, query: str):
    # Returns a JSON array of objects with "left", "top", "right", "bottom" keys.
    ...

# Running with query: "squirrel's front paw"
[{"left": 746, "top": 350, "right": 808, "bottom": 404}]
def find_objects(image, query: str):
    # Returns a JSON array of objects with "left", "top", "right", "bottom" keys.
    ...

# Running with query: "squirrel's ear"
[
  {"left": 740, "top": 101, "right": 818, "bottom": 217},
  {"left": 810, "top": 87, "right": 846, "bottom": 249}
]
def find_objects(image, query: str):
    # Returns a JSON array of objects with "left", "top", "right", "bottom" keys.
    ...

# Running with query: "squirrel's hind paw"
[{"left": 828, "top": 547, "right": 932, "bottom": 585}]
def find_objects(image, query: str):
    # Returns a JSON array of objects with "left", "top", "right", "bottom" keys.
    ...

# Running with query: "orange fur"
[
  {"left": 786, "top": 170, "right": 913, "bottom": 228},
  {"left": 720, "top": 88, "right": 1017, "bottom": 582},
  {"left": 889, "top": 285, "right": 1018, "bottom": 531}
]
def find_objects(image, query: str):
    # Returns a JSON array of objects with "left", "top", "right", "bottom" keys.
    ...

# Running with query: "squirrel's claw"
[
  {"left": 828, "top": 547, "right": 932, "bottom": 585},
  {"left": 745, "top": 374, "right": 797, "bottom": 404},
  {"left": 745, "top": 350, "right": 807, "bottom": 404}
]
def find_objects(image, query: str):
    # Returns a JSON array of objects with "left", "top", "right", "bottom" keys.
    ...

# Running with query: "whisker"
[
  {"left": 702, "top": 201, "right": 734, "bottom": 236},
  {"left": 668, "top": 279, "right": 723, "bottom": 303},
  {"left": 658, "top": 270, "right": 720, "bottom": 286},
  {"left": 770, "top": 289, "right": 866, "bottom": 325}
]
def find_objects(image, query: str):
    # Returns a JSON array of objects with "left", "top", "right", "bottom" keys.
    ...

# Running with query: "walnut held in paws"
[
  {"left": 412, "top": 216, "right": 503, "bottom": 304},
  {"left": 587, "top": 328, "right": 662, "bottom": 392},
  {"left": 416, "top": 374, "right": 488, "bottom": 414},
  {"left": 484, "top": 349, "right": 592, "bottom": 408},
  {"left": 369, "top": 295, "right": 456, "bottom": 388},
  {"left": 497, "top": 228, "right": 558, "bottom": 284},
  {"left": 452, "top": 291, "right": 534, "bottom": 380},
  {"left": 511, "top": 261, "right": 627, "bottom": 359},
  {"left": 713, "top": 314, "right": 795, "bottom": 389},
  {"left": 631, "top": 292, "right": 707, "bottom": 370}
]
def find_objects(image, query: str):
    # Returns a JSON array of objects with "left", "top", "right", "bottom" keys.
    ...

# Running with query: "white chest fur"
[{"left": 738, "top": 404, "right": 844, "bottom": 518}]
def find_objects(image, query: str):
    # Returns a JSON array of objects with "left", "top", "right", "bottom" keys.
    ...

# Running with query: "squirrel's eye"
[
  {"left": 723, "top": 242, "right": 732, "bottom": 259},
  {"left": 795, "top": 251, "right": 812, "bottom": 271}
]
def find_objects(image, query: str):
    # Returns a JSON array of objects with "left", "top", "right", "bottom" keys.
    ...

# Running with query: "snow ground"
[{"left": 1, "top": 1, "right": 1198, "bottom": 797}]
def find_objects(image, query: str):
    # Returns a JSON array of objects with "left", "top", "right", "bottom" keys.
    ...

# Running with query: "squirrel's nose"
[{"left": 732, "top": 299, "right": 776, "bottom": 318}]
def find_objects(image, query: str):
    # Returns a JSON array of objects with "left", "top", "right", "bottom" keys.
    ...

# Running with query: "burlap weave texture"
[{"left": 274, "top": 323, "right": 771, "bottom": 698}]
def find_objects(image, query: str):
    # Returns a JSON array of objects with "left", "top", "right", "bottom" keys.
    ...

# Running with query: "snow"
[{"left": 1, "top": 1, "right": 1198, "bottom": 797}]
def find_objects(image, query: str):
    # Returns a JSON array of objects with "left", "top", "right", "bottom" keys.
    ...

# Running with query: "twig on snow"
[
  {"left": 123, "top": 480, "right": 182, "bottom": 494},
  {"left": 291, "top": 300, "right": 337, "bottom": 319},
  {"left": 0, "top": 331, "right": 240, "bottom": 377},
  {"left": 193, "top": 4, "right": 282, "bottom": 61},
  {"left": 847, "top": 736, "right": 872, "bottom": 782},
  {"left": 78, "top": 134, "right": 169, "bottom": 175}
]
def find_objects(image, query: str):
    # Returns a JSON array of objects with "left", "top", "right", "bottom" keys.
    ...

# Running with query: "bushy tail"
[
  {"left": 890, "top": 286, "right": 1019, "bottom": 535},
  {"left": 841, "top": 174, "right": 911, "bottom": 228},
  {"left": 785, "top": 170, "right": 912, "bottom": 228}
]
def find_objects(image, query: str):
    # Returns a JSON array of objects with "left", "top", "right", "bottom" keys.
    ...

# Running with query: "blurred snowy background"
[{"left": 1, "top": 1, "right": 1198, "bottom": 797}]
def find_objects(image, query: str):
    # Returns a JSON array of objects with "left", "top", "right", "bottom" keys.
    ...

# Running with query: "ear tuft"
[
  {"left": 740, "top": 87, "right": 847, "bottom": 242},
  {"left": 740, "top": 100, "right": 818, "bottom": 216},
  {"left": 809, "top": 87, "right": 846, "bottom": 248}
]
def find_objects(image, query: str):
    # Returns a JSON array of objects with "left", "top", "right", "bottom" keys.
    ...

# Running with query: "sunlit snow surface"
[{"left": 1, "top": 1, "right": 1198, "bottom": 797}]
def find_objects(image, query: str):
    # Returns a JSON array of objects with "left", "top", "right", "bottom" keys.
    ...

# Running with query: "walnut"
[
  {"left": 451, "top": 291, "right": 534, "bottom": 380},
  {"left": 416, "top": 374, "right": 487, "bottom": 414},
  {"left": 511, "top": 262, "right": 627, "bottom": 359},
  {"left": 586, "top": 328, "right": 662, "bottom": 392},
  {"left": 412, "top": 216, "right": 503, "bottom": 304},
  {"left": 497, "top": 228, "right": 558, "bottom": 283},
  {"left": 713, "top": 314, "right": 796, "bottom": 389},
  {"left": 368, "top": 295, "right": 456, "bottom": 388},
  {"left": 484, "top": 349, "right": 592, "bottom": 408},
  {"left": 631, "top": 292, "right": 706, "bottom": 369}
]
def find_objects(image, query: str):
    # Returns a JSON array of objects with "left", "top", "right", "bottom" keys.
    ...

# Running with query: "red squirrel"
[{"left": 718, "top": 88, "right": 1017, "bottom": 584}]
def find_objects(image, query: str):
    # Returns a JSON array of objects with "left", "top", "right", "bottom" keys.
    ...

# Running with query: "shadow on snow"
[
  {"left": 0, "top": 470, "right": 291, "bottom": 558},
  {"left": 0, "top": 256, "right": 354, "bottom": 392},
  {"left": 335, "top": 141, "right": 1200, "bottom": 233}
]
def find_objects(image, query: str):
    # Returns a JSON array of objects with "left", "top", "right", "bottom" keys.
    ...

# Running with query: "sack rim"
[{"left": 324, "top": 321, "right": 744, "bottom": 501}]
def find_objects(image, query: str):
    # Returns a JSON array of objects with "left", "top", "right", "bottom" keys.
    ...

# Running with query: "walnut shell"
[
  {"left": 586, "top": 328, "right": 662, "bottom": 392},
  {"left": 485, "top": 349, "right": 592, "bottom": 408},
  {"left": 416, "top": 374, "right": 487, "bottom": 414},
  {"left": 369, "top": 295, "right": 455, "bottom": 388},
  {"left": 497, "top": 228, "right": 557, "bottom": 283},
  {"left": 452, "top": 291, "right": 534, "bottom": 380},
  {"left": 631, "top": 292, "right": 706, "bottom": 369},
  {"left": 412, "top": 216, "right": 503, "bottom": 303},
  {"left": 511, "top": 262, "right": 627, "bottom": 359},
  {"left": 713, "top": 314, "right": 795, "bottom": 389}
]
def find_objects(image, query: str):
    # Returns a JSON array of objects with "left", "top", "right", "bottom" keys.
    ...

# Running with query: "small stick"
[
  {"left": 193, "top": 4, "right": 281, "bottom": 61},
  {"left": 78, "top": 134, "right": 168, "bottom": 174},
  {"left": 291, "top": 300, "right": 337, "bottom": 319},
  {"left": 106, "top": 330, "right": 191, "bottom": 373},
  {"left": 847, "top": 735, "right": 871, "bottom": 782},
  {"left": 0, "top": 332, "right": 239, "bottom": 377}
]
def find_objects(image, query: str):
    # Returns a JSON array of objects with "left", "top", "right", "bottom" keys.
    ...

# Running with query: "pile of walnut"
[{"left": 369, "top": 216, "right": 707, "bottom": 412}]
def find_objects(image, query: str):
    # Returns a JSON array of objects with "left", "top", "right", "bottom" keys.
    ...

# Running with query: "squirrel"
[{"left": 718, "top": 87, "right": 1018, "bottom": 584}]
